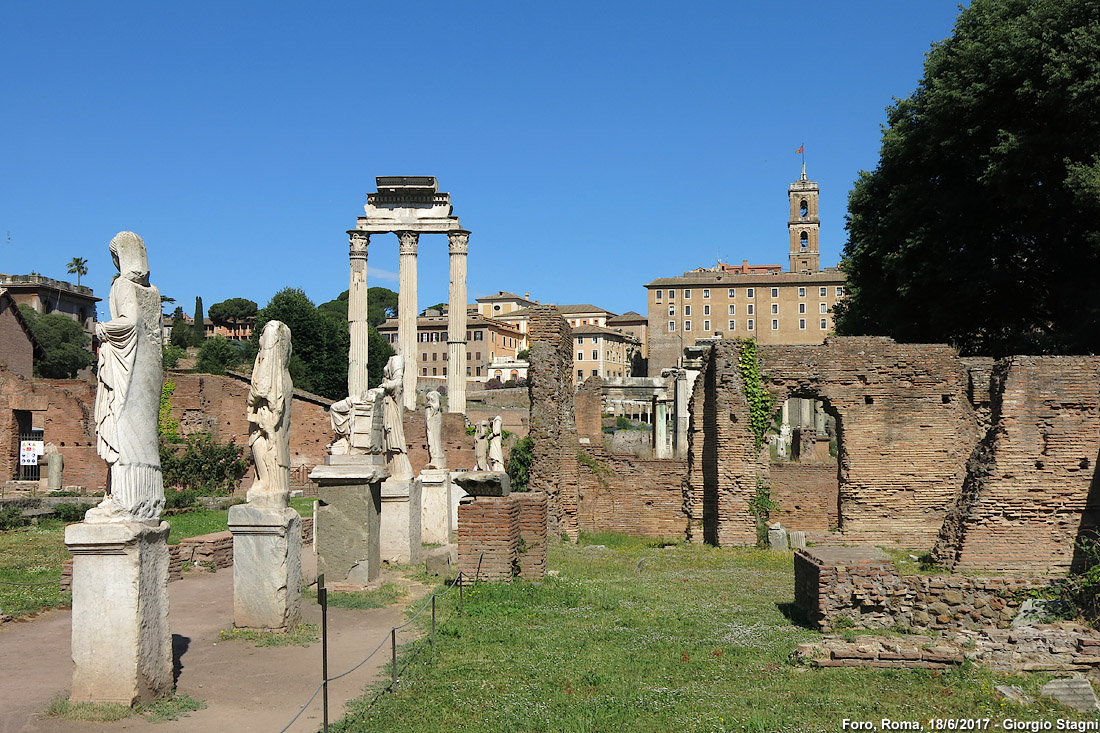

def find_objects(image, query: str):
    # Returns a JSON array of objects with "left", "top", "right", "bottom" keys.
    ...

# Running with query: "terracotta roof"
[
  {"left": 646, "top": 269, "right": 846, "bottom": 288},
  {"left": 475, "top": 291, "right": 535, "bottom": 304},
  {"left": 503, "top": 303, "right": 617, "bottom": 319},
  {"left": 572, "top": 324, "right": 640, "bottom": 342},
  {"left": 607, "top": 311, "right": 647, "bottom": 324}
]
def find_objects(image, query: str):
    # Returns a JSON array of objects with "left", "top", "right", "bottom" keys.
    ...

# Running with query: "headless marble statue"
[
  {"left": 425, "top": 390, "right": 446, "bottom": 469},
  {"left": 246, "top": 320, "right": 293, "bottom": 508},
  {"left": 379, "top": 355, "right": 413, "bottom": 480},
  {"left": 488, "top": 415, "right": 505, "bottom": 471},
  {"left": 474, "top": 420, "right": 489, "bottom": 471}
]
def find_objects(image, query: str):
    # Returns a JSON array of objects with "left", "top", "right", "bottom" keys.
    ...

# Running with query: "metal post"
[
  {"left": 459, "top": 573, "right": 464, "bottom": 613},
  {"left": 391, "top": 627, "right": 397, "bottom": 688},
  {"left": 319, "top": 574, "right": 329, "bottom": 733},
  {"left": 431, "top": 594, "right": 436, "bottom": 649}
]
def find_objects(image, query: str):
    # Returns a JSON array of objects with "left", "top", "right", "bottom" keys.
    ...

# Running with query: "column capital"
[
  {"left": 396, "top": 231, "right": 419, "bottom": 255},
  {"left": 348, "top": 231, "right": 370, "bottom": 257},
  {"left": 447, "top": 229, "right": 470, "bottom": 254}
]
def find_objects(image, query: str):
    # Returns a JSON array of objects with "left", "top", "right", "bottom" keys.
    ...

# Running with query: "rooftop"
[
  {"left": 0, "top": 273, "right": 99, "bottom": 300},
  {"left": 646, "top": 268, "right": 845, "bottom": 288}
]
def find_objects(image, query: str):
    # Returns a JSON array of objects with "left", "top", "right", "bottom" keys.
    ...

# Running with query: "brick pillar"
[
  {"left": 514, "top": 492, "right": 548, "bottom": 579},
  {"left": 457, "top": 496, "right": 520, "bottom": 581}
]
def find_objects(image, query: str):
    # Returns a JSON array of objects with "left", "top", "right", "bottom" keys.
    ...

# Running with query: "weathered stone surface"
[
  {"left": 789, "top": 530, "right": 807, "bottom": 550},
  {"left": 767, "top": 524, "right": 788, "bottom": 551},
  {"left": 311, "top": 462, "right": 386, "bottom": 583},
  {"left": 994, "top": 685, "right": 1033, "bottom": 705},
  {"left": 420, "top": 467, "right": 451, "bottom": 545},
  {"left": 66, "top": 520, "right": 172, "bottom": 705},
  {"left": 424, "top": 545, "right": 456, "bottom": 579},
  {"left": 1041, "top": 678, "right": 1099, "bottom": 712},
  {"left": 380, "top": 477, "right": 422, "bottom": 564},
  {"left": 455, "top": 471, "right": 511, "bottom": 497},
  {"left": 228, "top": 505, "right": 301, "bottom": 630}
]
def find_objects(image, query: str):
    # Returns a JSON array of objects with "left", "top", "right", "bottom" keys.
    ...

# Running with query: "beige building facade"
[
  {"left": 378, "top": 313, "right": 524, "bottom": 384},
  {"left": 572, "top": 324, "right": 639, "bottom": 384}
]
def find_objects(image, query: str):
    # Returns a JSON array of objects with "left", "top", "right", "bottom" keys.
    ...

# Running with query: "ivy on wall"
[{"left": 736, "top": 339, "right": 775, "bottom": 453}]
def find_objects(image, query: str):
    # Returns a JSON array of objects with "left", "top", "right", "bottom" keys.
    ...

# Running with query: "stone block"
[
  {"left": 228, "top": 505, "right": 302, "bottom": 630},
  {"left": 789, "top": 531, "right": 807, "bottom": 550},
  {"left": 310, "top": 462, "right": 386, "bottom": 584},
  {"left": 419, "top": 468, "right": 451, "bottom": 545},
  {"left": 455, "top": 470, "right": 511, "bottom": 497},
  {"left": 767, "top": 524, "right": 788, "bottom": 551},
  {"left": 1041, "top": 678, "right": 1099, "bottom": 712},
  {"left": 381, "top": 477, "right": 422, "bottom": 564},
  {"left": 65, "top": 521, "right": 172, "bottom": 705},
  {"left": 424, "top": 545, "right": 457, "bottom": 579}
]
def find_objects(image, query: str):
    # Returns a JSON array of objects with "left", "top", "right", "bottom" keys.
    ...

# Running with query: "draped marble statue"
[
  {"left": 87, "top": 231, "right": 165, "bottom": 523},
  {"left": 474, "top": 420, "right": 489, "bottom": 471},
  {"left": 488, "top": 415, "right": 505, "bottom": 471},
  {"left": 246, "top": 320, "right": 293, "bottom": 507},
  {"left": 379, "top": 355, "right": 413, "bottom": 480},
  {"left": 425, "top": 390, "right": 446, "bottom": 469}
]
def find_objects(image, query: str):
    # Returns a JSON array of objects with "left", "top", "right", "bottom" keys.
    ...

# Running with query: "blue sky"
[{"left": 0, "top": 1, "right": 963, "bottom": 320}]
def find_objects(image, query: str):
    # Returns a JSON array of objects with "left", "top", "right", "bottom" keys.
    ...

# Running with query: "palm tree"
[{"left": 66, "top": 257, "right": 88, "bottom": 286}]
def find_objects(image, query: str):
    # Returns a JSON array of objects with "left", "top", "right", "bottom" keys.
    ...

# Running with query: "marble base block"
[
  {"left": 381, "top": 477, "right": 422, "bottom": 564},
  {"left": 420, "top": 468, "right": 451, "bottom": 545},
  {"left": 310, "top": 462, "right": 386, "bottom": 584},
  {"left": 65, "top": 521, "right": 172, "bottom": 706},
  {"left": 228, "top": 505, "right": 302, "bottom": 630},
  {"left": 450, "top": 471, "right": 468, "bottom": 542}
]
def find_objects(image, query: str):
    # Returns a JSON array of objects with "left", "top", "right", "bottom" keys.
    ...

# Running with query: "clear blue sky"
[{"left": 0, "top": 1, "right": 964, "bottom": 321}]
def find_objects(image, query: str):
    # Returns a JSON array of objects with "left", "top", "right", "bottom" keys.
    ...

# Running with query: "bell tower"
[{"left": 788, "top": 164, "right": 820, "bottom": 273}]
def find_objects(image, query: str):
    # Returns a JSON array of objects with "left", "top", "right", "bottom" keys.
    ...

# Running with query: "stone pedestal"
[
  {"left": 228, "top": 505, "right": 302, "bottom": 630},
  {"left": 449, "top": 471, "right": 468, "bottom": 543},
  {"left": 309, "top": 461, "right": 387, "bottom": 584},
  {"left": 65, "top": 521, "right": 172, "bottom": 705},
  {"left": 381, "top": 477, "right": 422, "bottom": 564},
  {"left": 419, "top": 468, "right": 451, "bottom": 545}
]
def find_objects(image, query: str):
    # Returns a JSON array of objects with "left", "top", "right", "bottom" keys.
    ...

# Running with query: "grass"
[
  {"left": 218, "top": 622, "right": 320, "bottom": 647},
  {"left": 331, "top": 534, "right": 1095, "bottom": 733},
  {"left": 45, "top": 693, "right": 205, "bottom": 723},
  {"left": 304, "top": 581, "right": 408, "bottom": 610}
]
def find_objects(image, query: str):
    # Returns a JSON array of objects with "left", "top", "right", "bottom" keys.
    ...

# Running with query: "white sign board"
[{"left": 19, "top": 441, "right": 41, "bottom": 466}]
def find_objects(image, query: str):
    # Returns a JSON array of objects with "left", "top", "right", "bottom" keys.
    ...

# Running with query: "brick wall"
[
  {"left": 457, "top": 496, "right": 520, "bottom": 581},
  {"left": 769, "top": 462, "right": 838, "bottom": 540},
  {"left": 574, "top": 377, "right": 603, "bottom": 440},
  {"left": 0, "top": 297, "right": 33, "bottom": 379},
  {"left": 794, "top": 547, "right": 1050, "bottom": 633},
  {"left": 576, "top": 446, "right": 687, "bottom": 538},
  {"left": 527, "top": 306, "right": 578, "bottom": 537},
  {"left": 514, "top": 492, "right": 548, "bottom": 579}
]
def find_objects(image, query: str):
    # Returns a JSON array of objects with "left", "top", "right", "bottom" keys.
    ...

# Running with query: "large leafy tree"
[
  {"left": 255, "top": 288, "right": 348, "bottom": 399},
  {"left": 837, "top": 0, "right": 1100, "bottom": 356},
  {"left": 18, "top": 305, "right": 95, "bottom": 378},
  {"left": 208, "top": 298, "right": 257, "bottom": 328},
  {"left": 317, "top": 289, "right": 395, "bottom": 390}
]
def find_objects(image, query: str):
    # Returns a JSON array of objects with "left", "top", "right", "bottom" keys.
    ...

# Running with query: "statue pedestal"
[
  {"left": 381, "top": 477, "right": 422, "bottom": 564},
  {"left": 449, "top": 471, "right": 469, "bottom": 543},
  {"left": 419, "top": 468, "right": 451, "bottom": 545},
  {"left": 309, "top": 460, "right": 388, "bottom": 584},
  {"left": 65, "top": 520, "right": 172, "bottom": 705},
  {"left": 227, "top": 505, "right": 301, "bottom": 630}
]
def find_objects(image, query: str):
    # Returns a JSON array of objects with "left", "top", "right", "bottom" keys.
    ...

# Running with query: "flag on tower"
[{"left": 795, "top": 144, "right": 804, "bottom": 154}]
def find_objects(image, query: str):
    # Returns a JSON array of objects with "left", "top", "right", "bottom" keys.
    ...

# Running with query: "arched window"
[
  {"left": 799, "top": 199, "right": 808, "bottom": 218},
  {"left": 800, "top": 231, "right": 809, "bottom": 250}
]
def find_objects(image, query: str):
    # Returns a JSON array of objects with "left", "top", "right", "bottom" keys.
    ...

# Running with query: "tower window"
[
  {"left": 800, "top": 231, "right": 809, "bottom": 251},
  {"left": 800, "top": 199, "right": 808, "bottom": 218}
]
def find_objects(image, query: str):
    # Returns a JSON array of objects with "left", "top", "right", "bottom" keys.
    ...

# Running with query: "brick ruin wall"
[
  {"left": 526, "top": 306, "right": 578, "bottom": 537},
  {"left": 768, "top": 462, "right": 838, "bottom": 542},
  {"left": 0, "top": 301, "right": 34, "bottom": 380},
  {"left": 574, "top": 376, "right": 603, "bottom": 441},
  {"left": 576, "top": 445, "right": 688, "bottom": 539},
  {"left": 457, "top": 492, "right": 547, "bottom": 582},
  {"left": 793, "top": 547, "right": 1049, "bottom": 634},
  {"left": 688, "top": 337, "right": 1100, "bottom": 574}
]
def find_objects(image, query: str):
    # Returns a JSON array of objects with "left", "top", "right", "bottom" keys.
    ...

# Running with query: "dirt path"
[{"left": 0, "top": 552, "right": 430, "bottom": 733}]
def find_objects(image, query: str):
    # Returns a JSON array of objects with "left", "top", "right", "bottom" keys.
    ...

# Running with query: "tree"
[
  {"left": 195, "top": 335, "right": 240, "bottom": 375},
  {"left": 368, "top": 287, "right": 399, "bottom": 327},
  {"left": 317, "top": 290, "right": 395, "bottom": 392},
  {"left": 169, "top": 306, "right": 190, "bottom": 349},
  {"left": 208, "top": 298, "right": 257, "bottom": 328},
  {"left": 191, "top": 296, "right": 206, "bottom": 347},
  {"left": 836, "top": 0, "right": 1100, "bottom": 357},
  {"left": 18, "top": 305, "right": 95, "bottom": 378},
  {"left": 255, "top": 287, "right": 348, "bottom": 399},
  {"left": 420, "top": 302, "right": 446, "bottom": 316},
  {"left": 66, "top": 257, "right": 88, "bottom": 286}
]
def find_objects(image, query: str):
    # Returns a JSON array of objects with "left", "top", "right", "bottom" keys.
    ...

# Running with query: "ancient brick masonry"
[
  {"left": 526, "top": 306, "right": 578, "bottom": 537},
  {"left": 768, "top": 463, "right": 838, "bottom": 541},
  {"left": 457, "top": 493, "right": 547, "bottom": 582},
  {"left": 794, "top": 547, "right": 1048, "bottom": 634},
  {"left": 577, "top": 446, "right": 688, "bottom": 539}
]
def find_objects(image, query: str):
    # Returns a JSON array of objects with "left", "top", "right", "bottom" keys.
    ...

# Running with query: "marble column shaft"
[
  {"left": 446, "top": 230, "right": 470, "bottom": 414},
  {"left": 397, "top": 232, "right": 419, "bottom": 411},
  {"left": 347, "top": 231, "right": 370, "bottom": 399}
]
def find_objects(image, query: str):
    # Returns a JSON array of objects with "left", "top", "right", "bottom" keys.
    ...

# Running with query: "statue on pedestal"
[
  {"left": 425, "top": 390, "right": 446, "bottom": 469},
  {"left": 488, "top": 415, "right": 505, "bottom": 471},
  {"left": 87, "top": 231, "right": 164, "bottom": 523},
  {"left": 379, "top": 355, "right": 413, "bottom": 480},
  {"left": 246, "top": 321, "right": 293, "bottom": 508},
  {"left": 474, "top": 420, "right": 489, "bottom": 470}
]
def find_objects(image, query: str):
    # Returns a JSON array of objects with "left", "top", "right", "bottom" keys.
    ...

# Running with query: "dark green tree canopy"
[
  {"left": 18, "top": 305, "right": 94, "bottom": 378},
  {"left": 208, "top": 298, "right": 257, "bottom": 327},
  {"left": 191, "top": 296, "right": 206, "bottom": 347},
  {"left": 837, "top": 0, "right": 1100, "bottom": 356}
]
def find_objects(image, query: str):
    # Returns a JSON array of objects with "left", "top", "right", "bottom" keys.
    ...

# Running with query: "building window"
[
  {"left": 668, "top": 321, "right": 675, "bottom": 332},
  {"left": 668, "top": 306, "right": 675, "bottom": 316},
  {"left": 819, "top": 287, "right": 827, "bottom": 297},
  {"left": 771, "top": 303, "right": 778, "bottom": 315},
  {"left": 728, "top": 304, "right": 736, "bottom": 315},
  {"left": 656, "top": 290, "right": 662, "bottom": 301},
  {"left": 728, "top": 288, "right": 735, "bottom": 297},
  {"left": 684, "top": 305, "right": 691, "bottom": 316},
  {"left": 747, "top": 288, "right": 754, "bottom": 298},
  {"left": 747, "top": 319, "right": 754, "bottom": 331},
  {"left": 798, "top": 287, "right": 806, "bottom": 297},
  {"left": 747, "top": 304, "right": 754, "bottom": 315},
  {"left": 668, "top": 289, "right": 675, "bottom": 300},
  {"left": 591, "top": 369, "right": 598, "bottom": 377},
  {"left": 771, "top": 319, "right": 779, "bottom": 330},
  {"left": 467, "top": 367, "right": 471, "bottom": 376},
  {"left": 703, "top": 320, "right": 710, "bottom": 331},
  {"left": 821, "top": 319, "right": 828, "bottom": 329},
  {"left": 820, "top": 303, "right": 828, "bottom": 313},
  {"left": 799, "top": 303, "right": 806, "bottom": 314},
  {"left": 578, "top": 370, "right": 584, "bottom": 381},
  {"left": 422, "top": 353, "right": 428, "bottom": 361},
  {"left": 433, "top": 352, "right": 438, "bottom": 361},
  {"left": 799, "top": 319, "right": 806, "bottom": 330},
  {"left": 576, "top": 336, "right": 583, "bottom": 344},
  {"left": 473, "top": 331, "right": 483, "bottom": 341},
  {"left": 684, "top": 320, "right": 691, "bottom": 331},
  {"left": 684, "top": 289, "right": 691, "bottom": 299},
  {"left": 443, "top": 367, "right": 447, "bottom": 375},
  {"left": 432, "top": 367, "right": 437, "bottom": 376},
  {"left": 703, "top": 289, "right": 710, "bottom": 298},
  {"left": 800, "top": 199, "right": 808, "bottom": 218},
  {"left": 592, "top": 350, "right": 598, "bottom": 360},
  {"left": 577, "top": 352, "right": 584, "bottom": 361},
  {"left": 422, "top": 367, "right": 428, "bottom": 376},
  {"left": 836, "top": 286, "right": 845, "bottom": 296},
  {"left": 771, "top": 288, "right": 779, "bottom": 298},
  {"left": 476, "top": 366, "right": 482, "bottom": 376},
  {"left": 728, "top": 320, "right": 736, "bottom": 331},
  {"left": 476, "top": 352, "right": 481, "bottom": 360},
  {"left": 703, "top": 305, "right": 710, "bottom": 315},
  {"left": 800, "top": 232, "right": 809, "bottom": 250}
]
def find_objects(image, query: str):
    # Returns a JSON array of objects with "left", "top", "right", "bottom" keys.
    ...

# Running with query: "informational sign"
[{"left": 19, "top": 441, "right": 42, "bottom": 466}]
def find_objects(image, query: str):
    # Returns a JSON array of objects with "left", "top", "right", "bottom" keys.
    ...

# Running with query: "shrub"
[
  {"left": 53, "top": 503, "right": 94, "bottom": 523},
  {"left": 160, "top": 434, "right": 248, "bottom": 495},
  {"left": 506, "top": 436, "right": 534, "bottom": 491},
  {"left": 164, "top": 490, "right": 199, "bottom": 510},
  {"left": 615, "top": 415, "right": 632, "bottom": 430},
  {"left": 0, "top": 505, "right": 30, "bottom": 531},
  {"left": 162, "top": 344, "right": 187, "bottom": 369}
]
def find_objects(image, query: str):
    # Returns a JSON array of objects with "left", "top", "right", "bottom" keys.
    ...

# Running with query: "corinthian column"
[
  {"left": 446, "top": 230, "right": 470, "bottom": 414},
  {"left": 397, "top": 231, "right": 419, "bottom": 411},
  {"left": 347, "top": 231, "right": 370, "bottom": 400}
]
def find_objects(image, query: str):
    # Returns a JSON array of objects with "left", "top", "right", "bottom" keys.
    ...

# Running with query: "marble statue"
[
  {"left": 45, "top": 442, "right": 64, "bottom": 492},
  {"left": 474, "top": 420, "right": 489, "bottom": 470},
  {"left": 425, "top": 390, "right": 446, "bottom": 469},
  {"left": 87, "top": 231, "right": 164, "bottom": 523},
  {"left": 488, "top": 415, "right": 505, "bottom": 471},
  {"left": 379, "top": 355, "right": 413, "bottom": 480},
  {"left": 246, "top": 321, "right": 293, "bottom": 507}
]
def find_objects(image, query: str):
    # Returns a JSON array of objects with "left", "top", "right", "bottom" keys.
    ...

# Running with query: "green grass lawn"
[
  {"left": 0, "top": 496, "right": 317, "bottom": 618},
  {"left": 332, "top": 534, "right": 1093, "bottom": 733}
]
